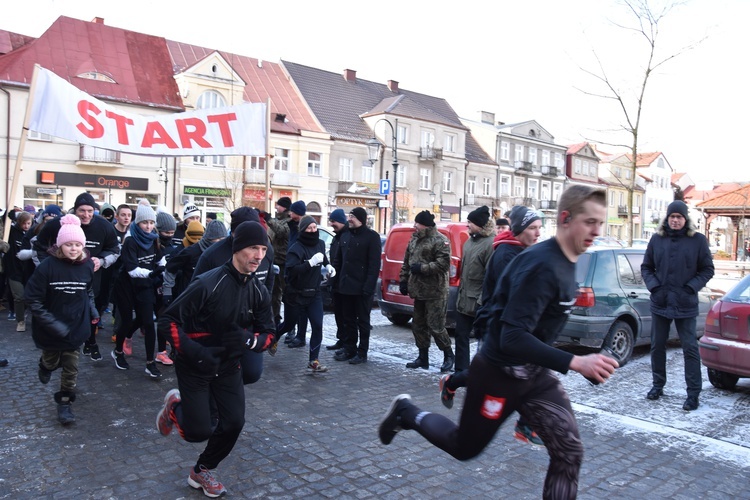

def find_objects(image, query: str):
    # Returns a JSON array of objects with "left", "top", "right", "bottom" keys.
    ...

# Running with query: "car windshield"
[{"left": 724, "top": 275, "right": 750, "bottom": 303}]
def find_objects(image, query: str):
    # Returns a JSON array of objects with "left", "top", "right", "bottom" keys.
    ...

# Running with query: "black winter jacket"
[
  {"left": 333, "top": 225, "right": 381, "bottom": 296},
  {"left": 641, "top": 222, "right": 714, "bottom": 319},
  {"left": 284, "top": 232, "right": 328, "bottom": 304},
  {"left": 25, "top": 249, "right": 97, "bottom": 351},
  {"left": 193, "top": 235, "right": 274, "bottom": 294}
]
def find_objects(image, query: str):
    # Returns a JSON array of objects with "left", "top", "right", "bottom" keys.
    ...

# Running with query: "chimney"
[
  {"left": 387, "top": 80, "right": 399, "bottom": 93},
  {"left": 91, "top": 17, "right": 105, "bottom": 24},
  {"left": 480, "top": 111, "right": 495, "bottom": 125},
  {"left": 343, "top": 69, "right": 356, "bottom": 82}
]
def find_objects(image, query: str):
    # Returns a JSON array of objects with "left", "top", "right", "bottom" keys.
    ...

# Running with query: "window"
[
  {"left": 248, "top": 157, "right": 266, "bottom": 169},
  {"left": 514, "top": 144, "right": 524, "bottom": 161},
  {"left": 307, "top": 152, "right": 322, "bottom": 176},
  {"left": 527, "top": 179, "right": 538, "bottom": 199},
  {"left": 635, "top": 194, "right": 641, "bottom": 207},
  {"left": 339, "top": 158, "right": 353, "bottom": 181},
  {"left": 421, "top": 129, "right": 435, "bottom": 148},
  {"left": 444, "top": 134, "right": 456, "bottom": 153},
  {"left": 274, "top": 148, "right": 289, "bottom": 171},
  {"left": 614, "top": 167, "right": 622, "bottom": 178},
  {"left": 23, "top": 186, "right": 64, "bottom": 213},
  {"left": 541, "top": 181, "right": 551, "bottom": 200},
  {"left": 443, "top": 171, "right": 453, "bottom": 193},
  {"left": 194, "top": 90, "right": 227, "bottom": 167},
  {"left": 529, "top": 147, "right": 537, "bottom": 165},
  {"left": 29, "top": 130, "right": 52, "bottom": 141},
  {"left": 609, "top": 191, "right": 615, "bottom": 207},
  {"left": 482, "top": 177, "right": 491, "bottom": 196},
  {"left": 513, "top": 176, "right": 524, "bottom": 197},
  {"left": 467, "top": 176, "right": 476, "bottom": 195},
  {"left": 500, "top": 141, "right": 510, "bottom": 161},
  {"left": 361, "top": 161, "right": 374, "bottom": 183},
  {"left": 581, "top": 160, "right": 588, "bottom": 175},
  {"left": 553, "top": 182, "right": 563, "bottom": 200},
  {"left": 619, "top": 192, "right": 625, "bottom": 206},
  {"left": 419, "top": 168, "right": 431, "bottom": 190},
  {"left": 80, "top": 145, "right": 119, "bottom": 163},
  {"left": 500, "top": 175, "right": 511, "bottom": 196},
  {"left": 625, "top": 168, "right": 631, "bottom": 180},
  {"left": 574, "top": 159, "right": 582, "bottom": 174},
  {"left": 398, "top": 125, "right": 409, "bottom": 145},
  {"left": 554, "top": 152, "right": 563, "bottom": 167},
  {"left": 396, "top": 166, "right": 406, "bottom": 188},
  {"left": 617, "top": 254, "right": 645, "bottom": 286},
  {"left": 541, "top": 150, "right": 550, "bottom": 166}
]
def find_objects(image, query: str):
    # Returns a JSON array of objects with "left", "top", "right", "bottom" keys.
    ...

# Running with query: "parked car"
[
  {"left": 378, "top": 221, "right": 469, "bottom": 329},
  {"left": 555, "top": 246, "right": 715, "bottom": 366},
  {"left": 592, "top": 236, "right": 624, "bottom": 247},
  {"left": 630, "top": 238, "right": 649, "bottom": 248},
  {"left": 699, "top": 274, "right": 750, "bottom": 389}
]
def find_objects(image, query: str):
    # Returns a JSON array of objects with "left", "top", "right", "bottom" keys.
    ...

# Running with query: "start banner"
[{"left": 27, "top": 67, "right": 267, "bottom": 157}]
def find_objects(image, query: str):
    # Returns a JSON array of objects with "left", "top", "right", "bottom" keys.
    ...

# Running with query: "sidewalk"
[{"left": 1, "top": 311, "right": 749, "bottom": 499}]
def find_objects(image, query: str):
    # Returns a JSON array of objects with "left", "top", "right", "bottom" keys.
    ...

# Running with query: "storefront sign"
[
  {"left": 184, "top": 186, "right": 232, "bottom": 197},
  {"left": 336, "top": 197, "right": 377, "bottom": 208},
  {"left": 37, "top": 171, "right": 148, "bottom": 190}
]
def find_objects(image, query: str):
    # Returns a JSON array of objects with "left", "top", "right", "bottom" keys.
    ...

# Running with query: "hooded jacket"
[
  {"left": 455, "top": 219, "right": 495, "bottom": 316},
  {"left": 641, "top": 216, "right": 714, "bottom": 319},
  {"left": 400, "top": 225, "right": 450, "bottom": 300}
]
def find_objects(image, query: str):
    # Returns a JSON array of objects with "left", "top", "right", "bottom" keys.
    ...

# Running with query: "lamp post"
[
  {"left": 367, "top": 118, "right": 399, "bottom": 229},
  {"left": 157, "top": 159, "right": 168, "bottom": 206},
  {"left": 429, "top": 183, "right": 442, "bottom": 218}
]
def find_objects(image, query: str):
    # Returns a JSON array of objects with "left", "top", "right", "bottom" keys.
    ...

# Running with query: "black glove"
[
  {"left": 149, "top": 266, "right": 165, "bottom": 279},
  {"left": 195, "top": 346, "right": 226, "bottom": 375},
  {"left": 248, "top": 332, "right": 275, "bottom": 353},
  {"left": 410, "top": 263, "right": 422, "bottom": 275},
  {"left": 259, "top": 210, "right": 271, "bottom": 223},
  {"left": 223, "top": 324, "right": 250, "bottom": 349},
  {"left": 399, "top": 281, "right": 409, "bottom": 295}
]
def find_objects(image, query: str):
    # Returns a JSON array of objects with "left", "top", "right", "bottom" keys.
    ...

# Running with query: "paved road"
[{"left": 1, "top": 309, "right": 749, "bottom": 499}]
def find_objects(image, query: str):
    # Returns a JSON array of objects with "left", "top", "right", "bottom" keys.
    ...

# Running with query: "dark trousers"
[
  {"left": 650, "top": 313, "right": 702, "bottom": 397},
  {"left": 240, "top": 349, "right": 264, "bottom": 385},
  {"left": 279, "top": 296, "right": 323, "bottom": 362},
  {"left": 453, "top": 311, "right": 474, "bottom": 372},
  {"left": 403, "top": 353, "right": 582, "bottom": 500},
  {"left": 340, "top": 294, "right": 372, "bottom": 356},
  {"left": 85, "top": 271, "right": 103, "bottom": 345},
  {"left": 173, "top": 360, "right": 245, "bottom": 470},
  {"left": 332, "top": 291, "right": 346, "bottom": 343}
]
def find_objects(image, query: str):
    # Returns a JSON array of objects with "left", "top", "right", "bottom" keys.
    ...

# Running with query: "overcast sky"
[{"left": 2, "top": 0, "right": 746, "bottom": 184}]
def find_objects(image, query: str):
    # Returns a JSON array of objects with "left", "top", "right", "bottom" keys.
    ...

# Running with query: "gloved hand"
[
  {"left": 259, "top": 211, "right": 271, "bottom": 223},
  {"left": 325, "top": 264, "right": 336, "bottom": 278},
  {"left": 410, "top": 263, "right": 422, "bottom": 275},
  {"left": 248, "top": 332, "right": 276, "bottom": 353},
  {"left": 223, "top": 324, "right": 250, "bottom": 349},
  {"left": 129, "top": 267, "right": 151, "bottom": 279},
  {"left": 50, "top": 320, "right": 69, "bottom": 338},
  {"left": 399, "top": 281, "right": 409, "bottom": 295},
  {"left": 195, "top": 346, "right": 226, "bottom": 375},
  {"left": 149, "top": 265, "right": 165, "bottom": 278},
  {"left": 308, "top": 252, "right": 324, "bottom": 267}
]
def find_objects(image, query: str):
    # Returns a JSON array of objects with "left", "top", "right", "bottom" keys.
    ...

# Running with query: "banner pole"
[
  {"left": 264, "top": 98, "right": 271, "bottom": 214},
  {"left": 4, "top": 63, "right": 40, "bottom": 242}
]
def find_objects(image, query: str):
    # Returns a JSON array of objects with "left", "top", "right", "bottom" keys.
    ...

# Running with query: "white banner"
[{"left": 28, "top": 67, "right": 267, "bottom": 157}]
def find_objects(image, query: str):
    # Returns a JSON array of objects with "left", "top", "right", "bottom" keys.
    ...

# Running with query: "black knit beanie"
[
  {"left": 232, "top": 221, "right": 267, "bottom": 252},
  {"left": 467, "top": 206, "right": 490, "bottom": 227},
  {"left": 414, "top": 210, "right": 435, "bottom": 227},
  {"left": 509, "top": 206, "right": 541, "bottom": 236}
]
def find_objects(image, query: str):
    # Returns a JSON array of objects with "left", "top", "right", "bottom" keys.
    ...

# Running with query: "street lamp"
[
  {"left": 157, "top": 160, "right": 168, "bottom": 205},
  {"left": 367, "top": 118, "right": 399, "bottom": 229},
  {"left": 430, "top": 183, "right": 442, "bottom": 217}
]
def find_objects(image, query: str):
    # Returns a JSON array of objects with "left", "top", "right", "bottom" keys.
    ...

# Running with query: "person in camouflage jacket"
[{"left": 399, "top": 210, "right": 454, "bottom": 372}]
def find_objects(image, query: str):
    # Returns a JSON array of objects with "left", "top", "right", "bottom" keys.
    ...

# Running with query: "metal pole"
[{"left": 391, "top": 118, "right": 399, "bottom": 229}]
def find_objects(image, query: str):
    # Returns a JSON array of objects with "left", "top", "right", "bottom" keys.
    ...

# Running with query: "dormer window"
[{"left": 77, "top": 71, "right": 116, "bottom": 83}]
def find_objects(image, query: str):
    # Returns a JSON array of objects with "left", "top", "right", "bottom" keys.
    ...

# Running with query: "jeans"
[{"left": 650, "top": 313, "right": 702, "bottom": 397}]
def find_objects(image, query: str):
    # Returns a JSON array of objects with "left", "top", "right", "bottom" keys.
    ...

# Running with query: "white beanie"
[
  {"left": 183, "top": 204, "right": 201, "bottom": 219},
  {"left": 134, "top": 200, "right": 156, "bottom": 225}
]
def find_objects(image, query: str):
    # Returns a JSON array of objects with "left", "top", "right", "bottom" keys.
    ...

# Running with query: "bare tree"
[{"left": 578, "top": 0, "right": 705, "bottom": 245}]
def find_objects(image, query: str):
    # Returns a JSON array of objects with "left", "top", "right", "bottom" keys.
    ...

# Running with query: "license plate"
[{"left": 387, "top": 283, "right": 401, "bottom": 294}]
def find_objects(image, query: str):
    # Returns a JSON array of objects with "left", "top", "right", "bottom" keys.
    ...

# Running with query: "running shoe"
[
  {"left": 188, "top": 465, "right": 227, "bottom": 498},
  {"left": 439, "top": 374, "right": 455, "bottom": 409},
  {"left": 156, "top": 388, "right": 181, "bottom": 436},
  {"left": 378, "top": 394, "right": 412, "bottom": 445},
  {"left": 155, "top": 351, "right": 173, "bottom": 366},
  {"left": 307, "top": 360, "right": 328, "bottom": 372},
  {"left": 111, "top": 350, "right": 130, "bottom": 370},
  {"left": 89, "top": 343, "right": 102, "bottom": 361},
  {"left": 123, "top": 337, "right": 133, "bottom": 356},
  {"left": 145, "top": 361, "right": 162, "bottom": 378},
  {"left": 513, "top": 422, "right": 544, "bottom": 446}
]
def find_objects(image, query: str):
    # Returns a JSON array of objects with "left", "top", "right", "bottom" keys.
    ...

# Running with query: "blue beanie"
[
  {"left": 329, "top": 209, "right": 346, "bottom": 224},
  {"left": 290, "top": 200, "right": 306, "bottom": 216},
  {"left": 43, "top": 204, "right": 63, "bottom": 217}
]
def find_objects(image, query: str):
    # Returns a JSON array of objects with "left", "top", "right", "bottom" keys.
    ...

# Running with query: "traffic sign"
[{"left": 379, "top": 179, "right": 391, "bottom": 195}]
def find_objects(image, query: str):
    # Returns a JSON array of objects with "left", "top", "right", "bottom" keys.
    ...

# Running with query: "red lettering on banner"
[
  {"left": 141, "top": 121, "right": 179, "bottom": 149},
  {"left": 208, "top": 113, "right": 237, "bottom": 147},
  {"left": 175, "top": 118, "right": 211, "bottom": 148},
  {"left": 76, "top": 100, "right": 104, "bottom": 138},
  {"left": 105, "top": 110, "right": 134, "bottom": 145}
]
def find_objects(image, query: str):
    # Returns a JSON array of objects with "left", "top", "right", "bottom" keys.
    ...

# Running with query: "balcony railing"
[
  {"left": 246, "top": 168, "right": 301, "bottom": 187},
  {"left": 540, "top": 165, "right": 558, "bottom": 176},
  {"left": 539, "top": 199, "right": 558, "bottom": 210},
  {"left": 514, "top": 160, "right": 533, "bottom": 172},
  {"left": 78, "top": 145, "right": 120, "bottom": 164},
  {"left": 617, "top": 205, "right": 642, "bottom": 217},
  {"left": 419, "top": 147, "right": 443, "bottom": 160}
]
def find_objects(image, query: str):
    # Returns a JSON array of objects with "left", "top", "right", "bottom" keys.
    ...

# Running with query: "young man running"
[{"left": 379, "top": 185, "right": 618, "bottom": 500}]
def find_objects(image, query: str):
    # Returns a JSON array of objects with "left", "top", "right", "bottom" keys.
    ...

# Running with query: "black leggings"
[{"left": 407, "top": 353, "right": 582, "bottom": 500}]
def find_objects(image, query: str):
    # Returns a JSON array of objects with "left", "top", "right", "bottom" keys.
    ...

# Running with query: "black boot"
[
  {"left": 440, "top": 347, "right": 455, "bottom": 373},
  {"left": 54, "top": 391, "right": 76, "bottom": 425},
  {"left": 406, "top": 348, "right": 429, "bottom": 369}
]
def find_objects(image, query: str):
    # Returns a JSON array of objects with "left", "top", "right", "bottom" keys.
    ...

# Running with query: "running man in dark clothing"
[{"left": 379, "top": 185, "right": 618, "bottom": 500}]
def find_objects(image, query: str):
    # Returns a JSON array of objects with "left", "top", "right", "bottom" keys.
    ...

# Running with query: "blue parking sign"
[{"left": 379, "top": 179, "right": 391, "bottom": 195}]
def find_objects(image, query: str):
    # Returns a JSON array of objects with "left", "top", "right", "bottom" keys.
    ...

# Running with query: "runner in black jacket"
[{"left": 155, "top": 221, "right": 275, "bottom": 498}]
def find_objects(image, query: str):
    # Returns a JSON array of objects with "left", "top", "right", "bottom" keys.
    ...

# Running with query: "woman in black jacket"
[
  {"left": 279, "top": 216, "right": 335, "bottom": 371},
  {"left": 6, "top": 211, "right": 33, "bottom": 332}
]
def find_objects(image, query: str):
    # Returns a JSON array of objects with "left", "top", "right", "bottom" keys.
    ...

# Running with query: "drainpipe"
[{"left": 1, "top": 85, "right": 10, "bottom": 211}]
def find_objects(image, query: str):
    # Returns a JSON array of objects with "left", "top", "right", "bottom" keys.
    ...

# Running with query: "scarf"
[
  {"left": 298, "top": 230, "right": 319, "bottom": 247},
  {"left": 130, "top": 222, "right": 158, "bottom": 250}
]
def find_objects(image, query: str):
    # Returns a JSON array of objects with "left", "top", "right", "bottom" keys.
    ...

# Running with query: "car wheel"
[
  {"left": 707, "top": 368, "right": 739, "bottom": 390},
  {"left": 389, "top": 313, "right": 411, "bottom": 326},
  {"left": 603, "top": 320, "right": 635, "bottom": 366}
]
